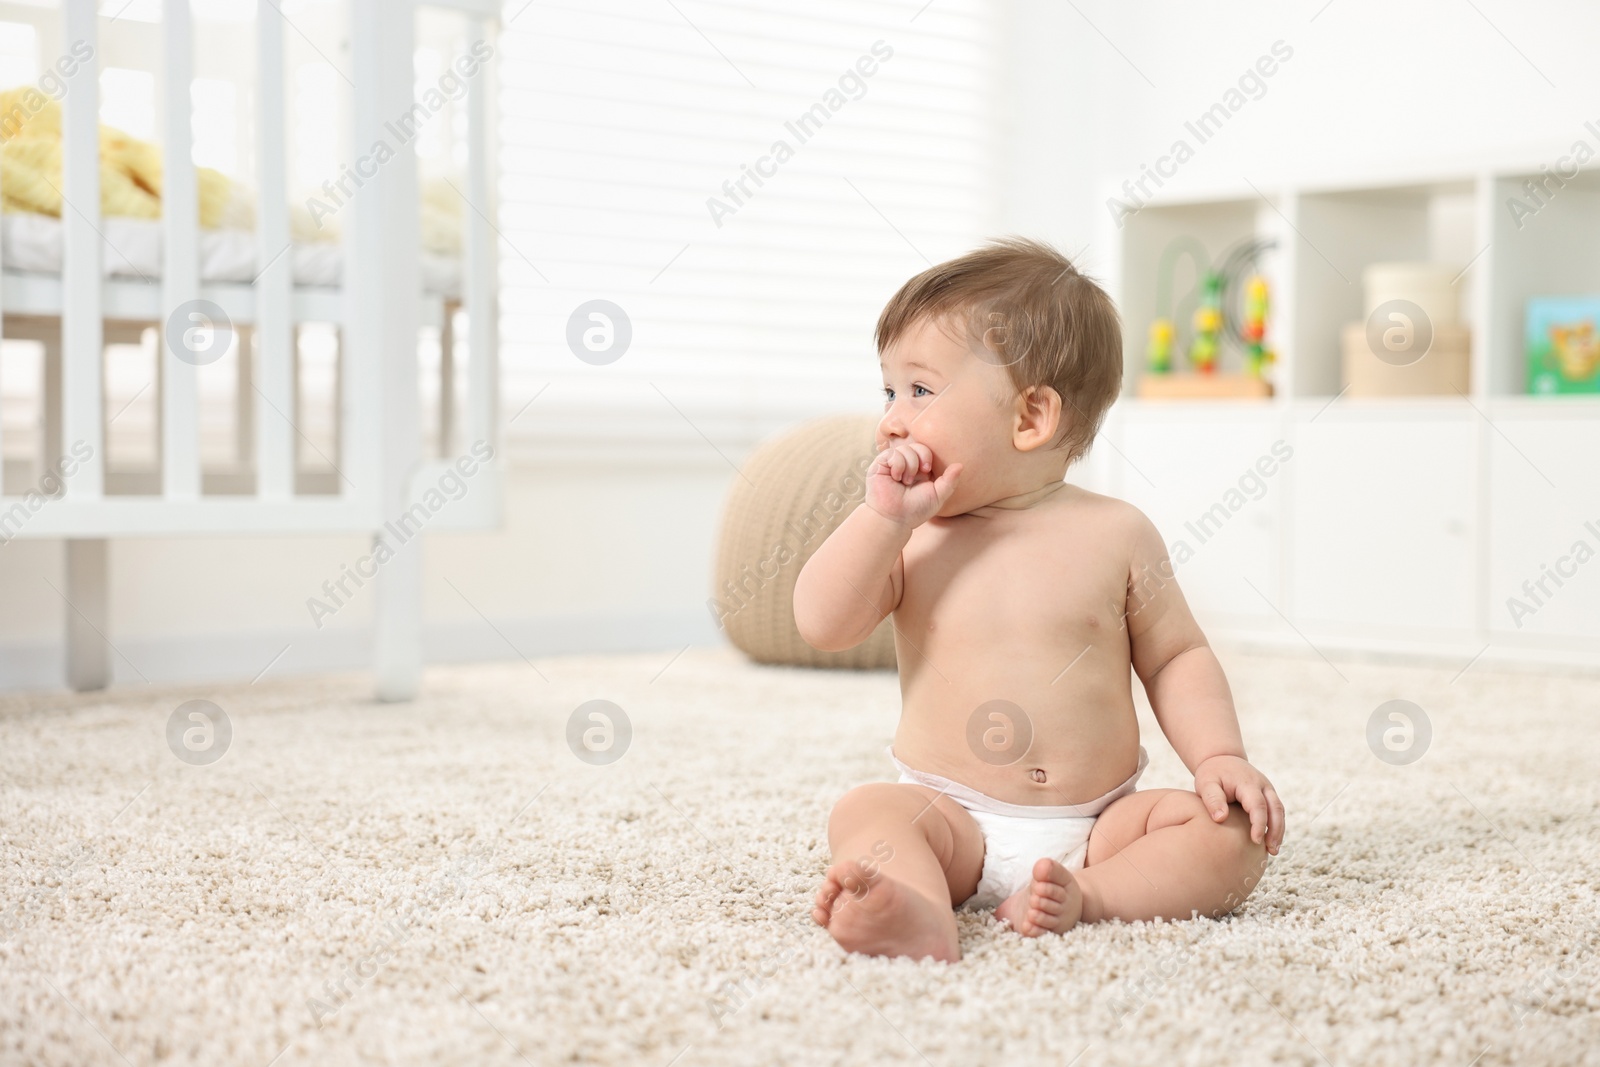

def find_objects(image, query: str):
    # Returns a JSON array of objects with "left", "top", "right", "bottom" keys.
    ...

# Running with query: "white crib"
[{"left": 0, "top": 0, "right": 501, "bottom": 700}]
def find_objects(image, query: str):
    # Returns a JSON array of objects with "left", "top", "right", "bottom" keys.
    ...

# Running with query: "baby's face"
[{"left": 877, "top": 312, "right": 1022, "bottom": 513}]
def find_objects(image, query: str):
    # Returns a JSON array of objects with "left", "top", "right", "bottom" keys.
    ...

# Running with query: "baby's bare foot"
[
  {"left": 812, "top": 858, "right": 959, "bottom": 962},
  {"left": 995, "top": 857, "right": 1082, "bottom": 936}
]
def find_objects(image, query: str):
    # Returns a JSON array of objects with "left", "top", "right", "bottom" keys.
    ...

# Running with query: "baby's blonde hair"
[{"left": 875, "top": 237, "right": 1123, "bottom": 463}]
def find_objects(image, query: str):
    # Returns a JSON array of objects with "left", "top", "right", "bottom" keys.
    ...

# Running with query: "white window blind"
[{"left": 497, "top": 0, "right": 998, "bottom": 461}]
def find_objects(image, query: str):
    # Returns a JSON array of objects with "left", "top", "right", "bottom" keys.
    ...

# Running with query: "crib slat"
[
  {"left": 344, "top": 0, "right": 418, "bottom": 505},
  {"left": 60, "top": 0, "right": 102, "bottom": 498},
  {"left": 354, "top": 0, "right": 422, "bottom": 699},
  {"left": 341, "top": 3, "right": 376, "bottom": 503},
  {"left": 254, "top": 0, "right": 293, "bottom": 500},
  {"left": 463, "top": 16, "right": 497, "bottom": 458},
  {"left": 162, "top": 0, "right": 200, "bottom": 499}
]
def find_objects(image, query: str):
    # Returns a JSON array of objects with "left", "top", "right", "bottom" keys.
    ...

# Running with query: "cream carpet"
[{"left": 2, "top": 645, "right": 1597, "bottom": 1066}]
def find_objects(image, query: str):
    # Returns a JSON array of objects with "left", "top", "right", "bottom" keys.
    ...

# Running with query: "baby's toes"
[
  {"left": 1029, "top": 892, "right": 1066, "bottom": 917},
  {"left": 1031, "top": 879, "right": 1069, "bottom": 907},
  {"left": 813, "top": 876, "right": 842, "bottom": 921},
  {"left": 1015, "top": 906, "right": 1056, "bottom": 936},
  {"left": 814, "top": 860, "right": 877, "bottom": 928}
]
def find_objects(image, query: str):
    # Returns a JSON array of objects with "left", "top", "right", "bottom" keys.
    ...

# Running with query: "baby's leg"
[
  {"left": 1074, "top": 789, "right": 1268, "bottom": 923},
  {"left": 813, "top": 783, "right": 984, "bottom": 962}
]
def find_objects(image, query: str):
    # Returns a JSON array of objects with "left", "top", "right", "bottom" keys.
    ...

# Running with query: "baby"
[{"left": 794, "top": 238, "right": 1285, "bottom": 962}]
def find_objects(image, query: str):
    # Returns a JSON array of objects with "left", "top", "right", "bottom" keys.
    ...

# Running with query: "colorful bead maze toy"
[{"left": 1138, "top": 236, "right": 1277, "bottom": 399}]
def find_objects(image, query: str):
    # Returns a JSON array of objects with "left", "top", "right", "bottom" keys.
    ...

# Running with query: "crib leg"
[
  {"left": 372, "top": 532, "right": 421, "bottom": 702},
  {"left": 235, "top": 324, "right": 255, "bottom": 470},
  {"left": 64, "top": 539, "right": 110, "bottom": 691},
  {"left": 438, "top": 302, "right": 456, "bottom": 458}
]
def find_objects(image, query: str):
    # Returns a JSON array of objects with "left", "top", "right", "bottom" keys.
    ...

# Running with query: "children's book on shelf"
[{"left": 1527, "top": 296, "right": 1600, "bottom": 394}]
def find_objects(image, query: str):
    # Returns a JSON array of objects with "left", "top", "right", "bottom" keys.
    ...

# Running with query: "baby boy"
[{"left": 794, "top": 239, "right": 1285, "bottom": 962}]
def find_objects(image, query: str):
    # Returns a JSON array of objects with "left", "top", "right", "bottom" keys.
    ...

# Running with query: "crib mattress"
[{"left": 0, "top": 213, "right": 462, "bottom": 297}]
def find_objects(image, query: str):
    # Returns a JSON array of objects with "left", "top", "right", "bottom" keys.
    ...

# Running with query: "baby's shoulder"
[{"left": 1051, "top": 484, "right": 1158, "bottom": 539}]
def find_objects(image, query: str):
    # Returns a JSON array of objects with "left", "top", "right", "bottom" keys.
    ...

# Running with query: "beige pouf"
[{"left": 711, "top": 413, "right": 897, "bottom": 669}]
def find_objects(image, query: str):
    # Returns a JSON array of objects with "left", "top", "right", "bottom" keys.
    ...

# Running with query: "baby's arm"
[
  {"left": 1122, "top": 509, "right": 1286, "bottom": 854},
  {"left": 794, "top": 439, "right": 961, "bottom": 652},
  {"left": 793, "top": 502, "right": 910, "bottom": 651}
]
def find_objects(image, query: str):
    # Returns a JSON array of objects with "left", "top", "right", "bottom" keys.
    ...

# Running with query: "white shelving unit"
[{"left": 1091, "top": 166, "right": 1600, "bottom": 669}]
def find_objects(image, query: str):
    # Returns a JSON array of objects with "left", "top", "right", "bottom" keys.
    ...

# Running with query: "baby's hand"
[
  {"left": 1194, "top": 754, "right": 1285, "bottom": 855},
  {"left": 864, "top": 440, "right": 962, "bottom": 528}
]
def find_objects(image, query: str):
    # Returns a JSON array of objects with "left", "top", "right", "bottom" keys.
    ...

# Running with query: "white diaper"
[{"left": 890, "top": 746, "right": 1149, "bottom": 911}]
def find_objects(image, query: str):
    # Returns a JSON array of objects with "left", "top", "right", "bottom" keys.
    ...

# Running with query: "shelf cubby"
[
  {"left": 1112, "top": 196, "right": 1284, "bottom": 397},
  {"left": 1482, "top": 169, "right": 1600, "bottom": 397},
  {"left": 1289, "top": 180, "right": 1477, "bottom": 400}
]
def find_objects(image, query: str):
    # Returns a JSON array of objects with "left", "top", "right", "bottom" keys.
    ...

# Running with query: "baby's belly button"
[{"left": 1029, "top": 767, "right": 1047, "bottom": 784}]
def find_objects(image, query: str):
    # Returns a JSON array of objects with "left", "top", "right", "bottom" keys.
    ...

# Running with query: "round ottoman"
[{"left": 711, "top": 413, "right": 896, "bottom": 670}]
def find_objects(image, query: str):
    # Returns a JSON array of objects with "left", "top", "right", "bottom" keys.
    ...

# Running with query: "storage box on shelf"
[
  {"left": 1341, "top": 322, "right": 1471, "bottom": 397},
  {"left": 1340, "top": 261, "right": 1472, "bottom": 397}
]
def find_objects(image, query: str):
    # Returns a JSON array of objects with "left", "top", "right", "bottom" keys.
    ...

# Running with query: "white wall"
[{"left": 1026, "top": 0, "right": 1600, "bottom": 261}]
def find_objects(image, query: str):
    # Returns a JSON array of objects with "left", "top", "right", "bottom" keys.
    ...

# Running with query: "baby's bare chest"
[{"left": 899, "top": 521, "right": 1131, "bottom": 645}]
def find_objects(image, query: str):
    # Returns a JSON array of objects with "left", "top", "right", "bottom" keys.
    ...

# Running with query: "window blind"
[{"left": 496, "top": 0, "right": 998, "bottom": 462}]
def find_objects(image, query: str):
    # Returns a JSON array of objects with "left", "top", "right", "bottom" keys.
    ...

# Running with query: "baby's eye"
[
  {"left": 882, "top": 386, "right": 895, "bottom": 402},
  {"left": 912, "top": 384, "right": 931, "bottom": 398}
]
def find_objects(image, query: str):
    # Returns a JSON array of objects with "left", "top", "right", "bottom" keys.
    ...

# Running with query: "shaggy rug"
[{"left": 1, "top": 645, "right": 1597, "bottom": 1066}]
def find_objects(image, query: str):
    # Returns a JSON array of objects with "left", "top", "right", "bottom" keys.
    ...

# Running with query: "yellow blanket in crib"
[{"left": 0, "top": 86, "right": 238, "bottom": 226}]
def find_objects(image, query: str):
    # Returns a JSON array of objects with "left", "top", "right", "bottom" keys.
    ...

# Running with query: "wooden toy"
[
  {"left": 1147, "top": 318, "right": 1174, "bottom": 373},
  {"left": 1138, "top": 235, "right": 1277, "bottom": 398},
  {"left": 1241, "top": 274, "right": 1275, "bottom": 378},
  {"left": 1190, "top": 274, "right": 1222, "bottom": 374}
]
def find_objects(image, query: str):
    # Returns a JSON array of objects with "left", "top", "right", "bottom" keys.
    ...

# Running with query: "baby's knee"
[
  {"left": 1172, "top": 798, "right": 1267, "bottom": 918},
  {"left": 1218, "top": 807, "right": 1274, "bottom": 914},
  {"left": 1170, "top": 792, "right": 1263, "bottom": 866},
  {"left": 1207, "top": 803, "right": 1269, "bottom": 907},
  {"left": 1214, "top": 802, "right": 1265, "bottom": 857},
  {"left": 828, "top": 782, "right": 910, "bottom": 833}
]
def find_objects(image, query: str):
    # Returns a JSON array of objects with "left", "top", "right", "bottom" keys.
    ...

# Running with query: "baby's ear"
[{"left": 1014, "top": 384, "right": 1064, "bottom": 452}]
